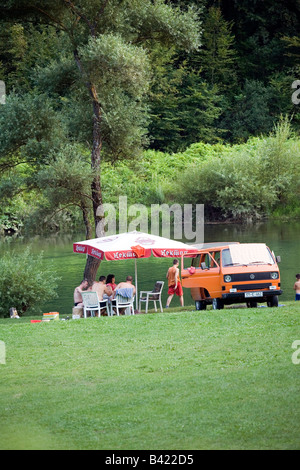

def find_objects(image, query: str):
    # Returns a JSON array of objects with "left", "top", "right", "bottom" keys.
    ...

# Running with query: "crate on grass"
[{"left": 42, "top": 312, "right": 59, "bottom": 321}]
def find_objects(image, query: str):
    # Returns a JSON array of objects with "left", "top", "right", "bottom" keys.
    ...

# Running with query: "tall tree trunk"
[
  {"left": 83, "top": 254, "right": 102, "bottom": 283},
  {"left": 80, "top": 201, "right": 93, "bottom": 240},
  {"left": 89, "top": 84, "right": 106, "bottom": 238},
  {"left": 74, "top": 50, "right": 106, "bottom": 283}
]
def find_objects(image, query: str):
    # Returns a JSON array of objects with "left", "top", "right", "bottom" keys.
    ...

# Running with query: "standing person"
[
  {"left": 166, "top": 259, "right": 184, "bottom": 308},
  {"left": 294, "top": 274, "right": 300, "bottom": 301},
  {"left": 74, "top": 279, "right": 89, "bottom": 307}
]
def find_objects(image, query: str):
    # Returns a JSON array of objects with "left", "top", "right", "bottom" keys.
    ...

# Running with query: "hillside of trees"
[{"left": 0, "top": 0, "right": 299, "bottom": 241}]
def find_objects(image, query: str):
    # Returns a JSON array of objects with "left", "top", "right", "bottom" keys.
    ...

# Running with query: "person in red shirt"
[
  {"left": 166, "top": 259, "right": 184, "bottom": 308},
  {"left": 106, "top": 274, "right": 117, "bottom": 292}
]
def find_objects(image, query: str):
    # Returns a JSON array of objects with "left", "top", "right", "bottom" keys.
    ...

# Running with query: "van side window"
[
  {"left": 203, "top": 252, "right": 219, "bottom": 268},
  {"left": 222, "top": 249, "right": 232, "bottom": 266},
  {"left": 189, "top": 252, "right": 220, "bottom": 269},
  {"left": 213, "top": 251, "right": 221, "bottom": 266},
  {"left": 202, "top": 253, "right": 210, "bottom": 268},
  {"left": 191, "top": 254, "right": 201, "bottom": 268}
]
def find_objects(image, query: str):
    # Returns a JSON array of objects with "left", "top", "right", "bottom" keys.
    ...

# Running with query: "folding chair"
[
  {"left": 81, "top": 291, "right": 109, "bottom": 318},
  {"left": 111, "top": 288, "right": 135, "bottom": 316},
  {"left": 139, "top": 281, "right": 164, "bottom": 314}
]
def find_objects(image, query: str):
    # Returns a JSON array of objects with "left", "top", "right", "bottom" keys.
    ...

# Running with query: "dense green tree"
[
  {"left": 35, "top": 144, "right": 94, "bottom": 238},
  {"left": 148, "top": 46, "right": 222, "bottom": 151},
  {"left": 148, "top": 5, "right": 237, "bottom": 150},
  {"left": 0, "top": 92, "right": 66, "bottom": 170},
  {"left": 220, "top": 0, "right": 300, "bottom": 80},
  {"left": 219, "top": 80, "right": 276, "bottom": 142},
  {"left": 282, "top": 35, "right": 300, "bottom": 62},
  {"left": 199, "top": 6, "right": 236, "bottom": 89},
  {"left": 0, "top": 0, "right": 201, "bottom": 281},
  {"left": 206, "top": 0, "right": 300, "bottom": 140}
]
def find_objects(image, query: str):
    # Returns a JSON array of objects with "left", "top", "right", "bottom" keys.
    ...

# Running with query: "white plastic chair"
[
  {"left": 139, "top": 281, "right": 164, "bottom": 314},
  {"left": 111, "top": 290, "right": 135, "bottom": 316},
  {"left": 81, "top": 291, "right": 109, "bottom": 318}
]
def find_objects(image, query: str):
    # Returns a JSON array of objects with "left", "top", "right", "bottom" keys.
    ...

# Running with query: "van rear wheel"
[
  {"left": 195, "top": 300, "right": 207, "bottom": 310},
  {"left": 212, "top": 298, "right": 224, "bottom": 310}
]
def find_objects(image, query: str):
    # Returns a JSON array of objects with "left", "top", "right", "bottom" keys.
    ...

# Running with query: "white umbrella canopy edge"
[{"left": 73, "top": 230, "right": 195, "bottom": 260}]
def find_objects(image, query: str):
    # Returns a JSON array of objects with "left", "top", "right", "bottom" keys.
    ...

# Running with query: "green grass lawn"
[{"left": 0, "top": 302, "right": 299, "bottom": 450}]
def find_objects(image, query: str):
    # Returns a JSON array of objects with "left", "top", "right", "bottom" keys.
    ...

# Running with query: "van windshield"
[{"left": 222, "top": 244, "right": 275, "bottom": 267}]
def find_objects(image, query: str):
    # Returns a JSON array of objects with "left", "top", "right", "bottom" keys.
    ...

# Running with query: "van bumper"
[{"left": 222, "top": 290, "right": 282, "bottom": 301}]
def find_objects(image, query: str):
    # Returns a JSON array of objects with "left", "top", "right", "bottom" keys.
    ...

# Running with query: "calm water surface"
[{"left": 0, "top": 220, "right": 299, "bottom": 315}]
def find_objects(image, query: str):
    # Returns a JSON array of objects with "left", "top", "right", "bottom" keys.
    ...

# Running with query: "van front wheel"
[
  {"left": 267, "top": 296, "right": 279, "bottom": 307},
  {"left": 246, "top": 301, "right": 258, "bottom": 308}
]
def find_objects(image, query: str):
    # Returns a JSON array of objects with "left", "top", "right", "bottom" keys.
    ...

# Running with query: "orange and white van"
[{"left": 181, "top": 242, "right": 282, "bottom": 309}]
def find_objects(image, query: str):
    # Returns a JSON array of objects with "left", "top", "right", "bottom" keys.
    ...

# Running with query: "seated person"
[
  {"left": 106, "top": 273, "right": 117, "bottom": 292},
  {"left": 111, "top": 275, "right": 136, "bottom": 315},
  {"left": 74, "top": 279, "right": 89, "bottom": 307},
  {"left": 113, "top": 275, "right": 136, "bottom": 298},
  {"left": 91, "top": 275, "right": 113, "bottom": 300}
]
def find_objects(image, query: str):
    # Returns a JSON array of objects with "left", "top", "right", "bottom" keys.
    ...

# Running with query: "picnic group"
[
  {"left": 74, "top": 274, "right": 135, "bottom": 315},
  {"left": 74, "top": 262, "right": 300, "bottom": 316},
  {"left": 73, "top": 259, "right": 184, "bottom": 315}
]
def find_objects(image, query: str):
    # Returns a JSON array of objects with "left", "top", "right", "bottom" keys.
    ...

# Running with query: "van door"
[
  {"left": 182, "top": 251, "right": 221, "bottom": 299},
  {"left": 200, "top": 251, "right": 222, "bottom": 298}
]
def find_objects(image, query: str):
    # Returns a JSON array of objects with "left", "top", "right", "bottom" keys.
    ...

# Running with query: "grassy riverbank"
[{"left": 0, "top": 302, "right": 299, "bottom": 450}]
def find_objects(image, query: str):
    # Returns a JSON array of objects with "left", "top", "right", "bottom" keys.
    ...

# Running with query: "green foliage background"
[
  {"left": 0, "top": 248, "right": 60, "bottom": 317},
  {"left": 0, "top": 1, "right": 299, "bottom": 234}
]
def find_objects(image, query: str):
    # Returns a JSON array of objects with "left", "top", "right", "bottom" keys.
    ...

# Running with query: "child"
[{"left": 294, "top": 274, "right": 300, "bottom": 301}]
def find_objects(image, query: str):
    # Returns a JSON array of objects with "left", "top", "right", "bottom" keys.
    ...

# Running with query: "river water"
[{"left": 0, "top": 220, "right": 299, "bottom": 315}]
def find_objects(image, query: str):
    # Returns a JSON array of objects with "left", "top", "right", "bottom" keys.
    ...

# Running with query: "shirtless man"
[
  {"left": 114, "top": 275, "right": 136, "bottom": 297},
  {"left": 74, "top": 279, "right": 89, "bottom": 307},
  {"left": 91, "top": 275, "right": 113, "bottom": 300},
  {"left": 166, "top": 259, "right": 184, "bottom": 308},
  {"left": 294, "top": 274, "right": 300, "bottom": 301}
]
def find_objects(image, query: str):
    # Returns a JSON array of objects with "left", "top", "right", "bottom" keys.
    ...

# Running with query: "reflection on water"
[{"left": 0, "top": 221, "right": 299, "bottom": 315}]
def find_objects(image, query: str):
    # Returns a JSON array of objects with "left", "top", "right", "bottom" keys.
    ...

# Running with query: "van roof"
[{"left": 190, "top": 242, "right": 239, "bottom": 250}]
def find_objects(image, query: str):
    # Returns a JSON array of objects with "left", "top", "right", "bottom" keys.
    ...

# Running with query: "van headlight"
[
  {"left": 271, "top": 272, "right": 279, "bottom": 279},
  {"left": 224, "top": 275, "right": 232, "bottom": 282}
]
